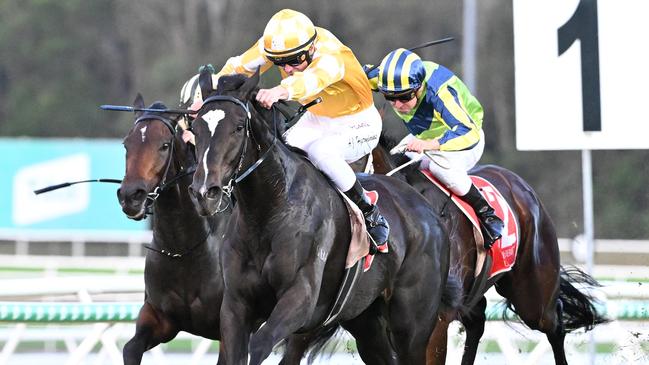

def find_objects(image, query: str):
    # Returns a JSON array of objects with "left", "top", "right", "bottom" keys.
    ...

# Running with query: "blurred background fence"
[{"left": 1, "top": 0, "right": 648, "bottom": 363}]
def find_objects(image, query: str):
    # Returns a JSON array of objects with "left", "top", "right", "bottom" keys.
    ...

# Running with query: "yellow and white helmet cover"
[{"left": 263, "top": 9, "right": 317, "bottom": 64}]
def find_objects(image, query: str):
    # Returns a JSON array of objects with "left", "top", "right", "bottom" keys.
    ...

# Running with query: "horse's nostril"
[
  {"left": 188, "top": 186, "right": 199, "bottom": 199},
  {"left": 132, "top": 189, "right": 147, "bottom": 201},
  {"left": 206, "top": 187, "right": 221, "bottom": 200}
]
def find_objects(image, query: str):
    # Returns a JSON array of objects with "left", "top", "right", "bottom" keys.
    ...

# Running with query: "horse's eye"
[
  {"left": 236, "top": 125, "right": 245, "bottom": 133},
  {"left": 160, "top": 142, "right": 171, "bottom": 151}
]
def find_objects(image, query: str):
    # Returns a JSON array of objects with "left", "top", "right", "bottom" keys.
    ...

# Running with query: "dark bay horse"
[
  {"left": 188, "top": 69, "right": 460, "bottom": 365},
  {"left": 370, "top": 135, "right": 608, "bottom": 365},
  {"left": 117, "top": 94, "right": 230, "bottom": 364}
]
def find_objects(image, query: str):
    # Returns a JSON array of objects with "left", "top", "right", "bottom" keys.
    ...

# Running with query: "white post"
[
  {"left": 462, "top": 0, "right": 477, "bottom": 90},
  {"left": 582, "top": 149, "right": 594, "bottom": 273},
  {"left": 581, "top": 148, "right": 595, "bottom": 364}
]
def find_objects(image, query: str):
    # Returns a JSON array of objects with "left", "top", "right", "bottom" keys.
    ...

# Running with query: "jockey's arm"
[
  {"left": 216, "top": 38, "right": 274, "bottom": 79},
  {"left": 363, "top": 64, "right": 380, "bottom": 91},
  {"left": 191, "top": 38, "right": 275, "bottom": 104},
  {"left": 280, "top": 53, "right": 345, "bottom": 102},
  {"left": 433, "top": 86, "right": 481, "bottom": 151}
]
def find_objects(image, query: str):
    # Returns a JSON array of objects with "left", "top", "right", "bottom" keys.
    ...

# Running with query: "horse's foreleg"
[
  {"left": 220, "top": 294, "right": 255, "bottom": 365},
  {"left": 459, "top": 296, "right": 487, "bottom": 365},
  {"left": 123, "top": 302, "right": 177, "bottom": 365},
  {"left": 426, "top": 311, "right": 451, "bottom": 365},
  {"left": 248, "top": 280, "right": 316, "bottom": 365}
]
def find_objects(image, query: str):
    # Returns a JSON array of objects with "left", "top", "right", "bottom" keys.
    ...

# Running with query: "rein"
[{"left": 143, "top": 224, "right": 212, "bottom": 259}]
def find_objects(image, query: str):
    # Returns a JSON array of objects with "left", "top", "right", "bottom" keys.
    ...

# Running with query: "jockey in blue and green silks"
[{"left": 366, "top": 48, "right": 503, "bottom": 249}]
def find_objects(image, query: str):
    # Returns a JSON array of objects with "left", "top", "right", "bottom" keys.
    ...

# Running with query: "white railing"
[
  {"left": 0, "top": 308, "right": 647, "bottom": 365},
  {"left": 0, "top": 233, "right": 646, "bottom": 364},
  {"left": 0, "top": 229, "right": 151, "bottom": 257}
]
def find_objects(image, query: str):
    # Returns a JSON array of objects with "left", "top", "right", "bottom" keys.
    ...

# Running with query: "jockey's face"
[
  {"left": 388, "top": 86, "right": 422, "bottom": 113},
  {"left": 282, "top": 61, "right": 308, "bottom": 76},
  {"left": 389, "top": 94, "right": 418, "bottom": 113},
  {"left": 278, "top": 45, "right": 314, "bottom": 76}
]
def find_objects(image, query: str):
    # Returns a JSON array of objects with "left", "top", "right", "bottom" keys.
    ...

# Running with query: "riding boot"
[
  {"left": 462, "top": 184, "right": 504, "bottom": 249},
  {"left": 344, "top": 179, "right": 390, "bottom": 254}
]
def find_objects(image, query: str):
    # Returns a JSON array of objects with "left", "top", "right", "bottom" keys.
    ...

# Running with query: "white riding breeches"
[
  {"left": 284, "top": 106, "right": 382, "bottom": 191},
  {"left": 402, "top": 130, "right": 485, "bottom": 196}
]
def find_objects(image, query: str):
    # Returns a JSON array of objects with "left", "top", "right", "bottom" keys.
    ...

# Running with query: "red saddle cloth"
[{"left": 420, "top": 170, "right": 519, "bottom": 279}]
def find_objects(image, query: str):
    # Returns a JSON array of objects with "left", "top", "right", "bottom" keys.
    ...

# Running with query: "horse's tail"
[{"left": 558, "top": 265, "right": 610, "bottom": 332}]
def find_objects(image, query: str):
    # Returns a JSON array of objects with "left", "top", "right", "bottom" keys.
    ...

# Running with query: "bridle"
[
  {"left": 198, "top": 95, "right": 279, "bottom": 210},
  {"left": 132, "top": 113, "right": 196, "bottom": 216}
]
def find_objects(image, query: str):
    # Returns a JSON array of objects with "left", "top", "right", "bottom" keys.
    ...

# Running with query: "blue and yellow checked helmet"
[{"left": 377, "top": 49, "right": 426, "bottom": 96}]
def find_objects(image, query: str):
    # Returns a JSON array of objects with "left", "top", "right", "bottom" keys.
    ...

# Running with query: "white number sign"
[{"left": 514, "top": 0, "right": 649, "bottom": 150}]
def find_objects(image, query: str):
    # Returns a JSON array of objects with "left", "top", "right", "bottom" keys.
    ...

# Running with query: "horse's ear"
[
  {"left": 240, "top": 67, "right": 261, "bottom": 96},
  {"left": 198, "top": 67, "right": 214, "bottom": 99},
  {"left": 133, "top": 93, "right": 145, "bottom": 118}
]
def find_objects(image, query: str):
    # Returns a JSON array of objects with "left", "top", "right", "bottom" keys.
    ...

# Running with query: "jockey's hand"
[
  {"left": 407, "top": 138, "right": 440, "bottom": 153},
  {"left": 182, "top": 130, "right": 196, "bottom": 145},
  {"left": 256, "top": 86, "right": 289, "bottom": 109}
]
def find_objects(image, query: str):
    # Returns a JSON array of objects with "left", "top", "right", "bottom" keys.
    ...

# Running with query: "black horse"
[
  {"left": 370, "top": 133, "right": 608, "bottom": 365},
  {"left": 117, "top": 95, "right": 229, "bottom": 364},
  {"left": 188, "top": 69, "right": 460, "bottom": 365},
  {"left": 117, "top": 95, "right": 338, "bottom": 365}
]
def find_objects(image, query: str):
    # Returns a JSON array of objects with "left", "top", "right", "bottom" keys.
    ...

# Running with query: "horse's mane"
[
  {"left": 216, "top": 74, "right": 249, "bottom": 93},
  {"left": 150, "top": 101, "right": 167, "bottom": 110},
  {"left": 216, "top": 73, "right": 308, "bottom": 158},
  {"left": 139, "top": 101, "right": 183, "bottom": 129},
  {"left": 140, "top": 101, "right": 183, "bottom": 127}
]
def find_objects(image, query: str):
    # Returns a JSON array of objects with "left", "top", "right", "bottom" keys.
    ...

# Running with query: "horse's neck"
[
  {"left": 234, "top": 106, "right": 334, "bottom": 217},
  {"left": 237, "top": 146, "right": 288, "bottom": 204}
]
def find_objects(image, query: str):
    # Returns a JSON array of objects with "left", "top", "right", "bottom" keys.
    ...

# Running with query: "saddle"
[
  {"left": 419, "top": 170, "right": 519, "bottom": 280},
  {"left": 340, "top": 190, "right": 387, "bottom": 273}
]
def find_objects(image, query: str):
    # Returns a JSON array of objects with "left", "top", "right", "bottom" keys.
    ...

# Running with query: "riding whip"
[
  {"left": 100, "top": 105, "right": 194, "bottom": 115},
  {"left": 34, "top": 179, "right": 122, "bottom": 195},
  {"left": 364, "top": 36, "right": 455, "bottom": 74}
]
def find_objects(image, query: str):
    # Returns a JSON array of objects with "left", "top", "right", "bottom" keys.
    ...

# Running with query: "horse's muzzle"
[
  {"left": 188, "top": 184, "right": 222, "bottom": 216},
  {"left": 117, "top": 186, "right": 147, "bottom": 220}
]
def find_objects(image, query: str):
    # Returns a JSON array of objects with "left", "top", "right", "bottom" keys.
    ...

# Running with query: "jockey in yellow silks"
[{"left": 187, "top": 9, "right": 389, "bottom": 248}]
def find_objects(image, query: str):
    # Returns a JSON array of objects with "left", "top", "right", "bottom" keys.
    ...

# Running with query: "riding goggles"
[
  {"left": 382, "top": 88, "right": 418, "bottom": 102},
  {"left": 267, "top": 50, "right": 310, "bottom": 67}
]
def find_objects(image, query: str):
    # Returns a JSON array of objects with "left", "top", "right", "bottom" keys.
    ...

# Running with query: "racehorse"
[
  {"left": 117, "top": 94, "right": 230, "bottom": 364},
  {"left": 370, "top": 133, "right": 608, "bottom": 365},
  {"left": 188, "top": 69, "right": 460, "bottom": 365}
]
